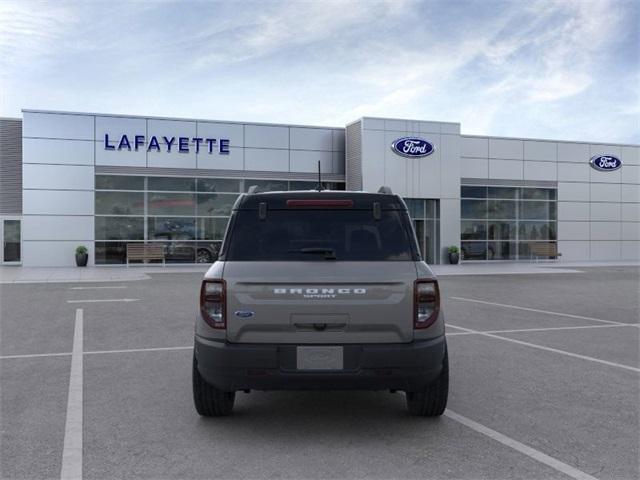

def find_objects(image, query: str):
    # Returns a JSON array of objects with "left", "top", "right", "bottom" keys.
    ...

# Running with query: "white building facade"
[{"left": 0, "top": 110, "right": 637, "bottom": 266}]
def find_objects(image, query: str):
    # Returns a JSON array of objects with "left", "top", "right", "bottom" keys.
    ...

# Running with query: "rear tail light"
[
  {"left": 200, "top": 279, "right": 226, "bottom": 329},
  {"left": 414, "top": 279, "right": 440, "bottom": 329},
  {"left": 286, "top": 199, "right": 354, "bottom": 208}
]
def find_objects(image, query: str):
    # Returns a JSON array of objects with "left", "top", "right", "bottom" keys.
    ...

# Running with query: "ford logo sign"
[
  {"left": 391, "top": 137, "right": 435, "bottom": 158},
  {"left": 590, "top": 155, "right": 622, "bottom": 172},
  {"left": 234, "top": 310, "right": 254, "bottom": 318}
]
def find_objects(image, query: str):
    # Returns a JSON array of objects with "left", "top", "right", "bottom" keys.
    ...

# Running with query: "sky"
[{"left": 0, "top": 0, "right": 638, "bottom": 143}]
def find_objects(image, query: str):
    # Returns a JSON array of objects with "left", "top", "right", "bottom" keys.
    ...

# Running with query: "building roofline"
[
  {"left": 21, "top": 109, "right": 344, "bottom": 131},
  {"left": 461, "top": 133, "right": 639, "bottom": 148},
  {"left": 0, "top": 116, "right": 22, "bottom": 122}
]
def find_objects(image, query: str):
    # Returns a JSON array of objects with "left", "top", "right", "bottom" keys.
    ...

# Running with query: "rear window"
[{"left": 224, "top": 209, "right": 417, "bottom": 261}]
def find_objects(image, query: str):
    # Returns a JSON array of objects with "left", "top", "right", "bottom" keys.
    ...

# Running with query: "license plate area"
[{"left": 296, "top": 346, "right": 343, "bottom": 370}]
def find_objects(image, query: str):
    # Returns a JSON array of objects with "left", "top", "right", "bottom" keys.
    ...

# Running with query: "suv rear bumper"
[{"left": 194, "top": 335, "right": 446, "bottom": 392}]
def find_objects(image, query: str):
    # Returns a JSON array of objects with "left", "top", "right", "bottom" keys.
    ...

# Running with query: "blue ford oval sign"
[
  {"left": 234, "top": 310, "right": 254, "bottom": 318},
  {"left": 391, "top": 137, "right": 435, "bottom": 158},
  {"left": 590, "top": 155, "right": 622, "bottom": 172}
]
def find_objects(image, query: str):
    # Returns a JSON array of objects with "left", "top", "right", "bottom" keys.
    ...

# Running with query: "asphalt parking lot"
[{"left": 1, "top": 266, "right": 638, "bottom": 480}]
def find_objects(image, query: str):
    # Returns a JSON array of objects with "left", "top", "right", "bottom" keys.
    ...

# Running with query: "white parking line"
[
  {"left": 0, "top": 345, "right": 193, "bottom": 360},
  {"left": 445, "top": 409, "right": 598, "bottom": 480},
  {"left": 450, "top": 296, "right": 629, "bottom": 326},
  {"left": 66, "top": 298, "right": 139, "bottom": 304},
  {"left": 0, "top": 351, "right": 72, "bottom": 360},
  {"left": 60, "top": 308, "right": 83, "bottom": 480},
  {"left": 69, "top": 286, "right": 127, "bottom": 290},
  {"left": 448, "top": 323, "right": 640, "bottom": 373},
  {"left": 446, "top": 323, "right": 636, "bottom": 336},
  {"left": 84, "top": 346, "right": 193, "bottom": 355}
]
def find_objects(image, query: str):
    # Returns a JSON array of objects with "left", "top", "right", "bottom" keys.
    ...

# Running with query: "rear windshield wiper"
[{"left": 289, "top": 247, "right": 337, "bottom": 260}]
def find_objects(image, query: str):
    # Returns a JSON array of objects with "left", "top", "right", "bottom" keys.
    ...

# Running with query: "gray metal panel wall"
[
  {"left": 0, "top": 118, "right": 22, "bottom": 214},
  {"left": 345, "top": 121, "right": 362, "bottom": 190}
]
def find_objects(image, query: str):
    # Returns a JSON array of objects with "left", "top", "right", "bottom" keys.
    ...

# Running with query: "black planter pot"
[
  {"left": 448, "top": 252, "right": 460, "bottom": 264},
  {"left": 75, "top": 253, "right": 88, "bottom": 267}
]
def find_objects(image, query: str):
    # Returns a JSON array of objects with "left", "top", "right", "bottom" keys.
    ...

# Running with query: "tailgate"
[{"left": 223, "top": 261, "right": 417, "bottom": 344}]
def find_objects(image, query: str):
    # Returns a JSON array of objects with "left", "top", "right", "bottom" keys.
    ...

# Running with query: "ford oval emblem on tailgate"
[
  {"left": 234, "top": 310, "right": 254, "bottom": 318},
  {"left": 391, "top": 137, "right": 435, "bottom": 158}
]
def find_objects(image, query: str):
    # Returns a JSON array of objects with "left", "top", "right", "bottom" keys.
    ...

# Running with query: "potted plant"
[
  {"left": 447, "top": 245, "right": 460, "bottom": 264},
  {"left": 75, "top": 245, "right": 88, "bottom": 267}
]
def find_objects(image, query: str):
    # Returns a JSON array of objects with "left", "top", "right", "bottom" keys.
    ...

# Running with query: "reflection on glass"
[
  {"left": 95, "top": 242, "right": 128, "bottom": 264},
  {"left": 95, "top": 217, "right": 144, "bottom": 240},
  {"left": 461, "top": 200, "right": 487, "bottom": 219},
  {"left": 488, "top": 241, "right": 516, "bottom": 260},
  {"left": 488, "top": 221, "right": 516, "bottom": 240},
  {"left": 148, "top": 177, "right": 195, "bottom": 192},
  {"left": 95, "top": 175, "right": 144, "bottom": 191},
  {"left": 461, "top": 221, "right": 486, "bottom": 240},
  {"left": 197, "top": 178, "right": 240, "bottom": 193},
  {"left": 148, "top": 217, "right": 196, "bottom": 240},
  {"left": 244, "top": 180, "right": 288, "bottom": 192},
  {"left": 488, "top": 200, "right": 516, "bottom": 219},
  {"left": 148, "top": 193, "right": 196, "bottom": 216},
  {"left": 520, "top": 201, "right": 556, "bottom": 220},
  {"left": 461, "top": 186, "right": 487, "bottom": 198},
  {"left": 3, "top": 220, "right": 20, "bottom": 262},
  {"left": 95, "top": 192, "right": 144, "bottom": 215},
  {"left": 196, "top": 194, "right": 238, "bottom": 216},
  {"left": 461, "top": 241, "right": 489, "bottom": 260},
  {"left": 197, "top": 218, "right": 229, "bottom": 240},
  {"left": 521, "top": 188, "right": 556, "bottom": 200},
  {"left": 518, "top": 221, "right": 556, "bottom": 240},
  {"left": 488, "top": 187, "right": 517, "bottom": 199}
]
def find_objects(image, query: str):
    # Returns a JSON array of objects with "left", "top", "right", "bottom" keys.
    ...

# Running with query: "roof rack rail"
[
  {"left": 377, "top": 186, "right": 393, "bottom": 194},
  {"left": 247, "top": 185, "right": 260, "bottom": 194}
]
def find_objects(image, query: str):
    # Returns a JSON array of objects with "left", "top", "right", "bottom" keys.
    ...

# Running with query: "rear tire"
[
  {"left": 192, "top": 355, "right": 235, "bottom": 416},
  {"left": 406, "top": 345, "right": 449, "bottom": 416}
]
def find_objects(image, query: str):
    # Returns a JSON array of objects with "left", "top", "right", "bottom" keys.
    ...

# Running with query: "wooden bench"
[
  {"left": 126, "top": 244, "right": 165, "bottom": 266},
  {"left": 529, "top": 242, "right": 562, "bottom": 261}
]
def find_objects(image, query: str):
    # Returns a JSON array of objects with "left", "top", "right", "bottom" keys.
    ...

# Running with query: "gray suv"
[{"left": 193, "top": 189, "right": 448, "bottom": 416}]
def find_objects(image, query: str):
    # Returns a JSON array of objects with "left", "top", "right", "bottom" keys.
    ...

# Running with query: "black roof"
[{"left": 234, "top": 190, "right": 407, "bottom": 210}]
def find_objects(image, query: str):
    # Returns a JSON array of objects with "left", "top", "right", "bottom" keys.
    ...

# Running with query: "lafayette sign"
[{"left": 104, "top": 134, "right": 231, "bottom": 154}]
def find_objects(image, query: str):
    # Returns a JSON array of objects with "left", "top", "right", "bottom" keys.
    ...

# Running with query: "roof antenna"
[{"left": 316, "top": 160, "right": 324, "bottom": 191}]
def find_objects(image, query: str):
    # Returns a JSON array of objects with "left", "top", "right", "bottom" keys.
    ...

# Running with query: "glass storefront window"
[
  {"left": 94, "top": 175, "right": 344, "bottom": 264},
  {"left": 520, "top": 201, "right": 556, "bottom": 220},
  {"left": 95, "top": 241, "right": 129, "bottom": 264},
  {"left": 488, "top": 187, "right": 517, "bottom": 199},
  {"left": 405, "top": 198, "right": 440, "bottom": 264},
  {"left": 148, "top": 176, "right": 195, "bottom": 192},
  {"left": 148, "top": 193, "right": 196, "bottom": 216},
  {"left": 522, "top": 188, "right": 556, "bottom": 200},
  {"left": 488, "top": 221, "right": 516, "bottom": 240},
  {"left": 488, "top": 200, "right": 516, "bottom": 219},
  {"left": 95, "top": 175, "right": 144, "bottom": 190},
  {"left": 197, "top": 178, "right": 240, "bottom": 193},
  {"left": 244, "top": 179, "right": 288, "bottom": 192},
  {"left": 148, "top": 217, "right": 196, "bottom": 240},
  {"left": 95, "top": 192, "right": 144, "bottom": 215},
  {"left": 461, "top": 186, "right": 487, "bottom": 198},
  {"left": 196, "top": 194, "right": 238, "bottom": 217},
  {"left": 197, "top": 218, "right": 229, "bottom": 240},
  {"left": 461, "top": 199, "right": 488, "bottom": 219},
  {"left": 460, "top": 185, "right": 557, "bottom": 261},
  {"left": 461, "top": 221, "right": 486, "bottom": 240},
  {"left": 488, "top": 241, "right": 517, "bottom": 260},
  {"left": 95, "top": 217, "right": 144, "bottom": 240}
]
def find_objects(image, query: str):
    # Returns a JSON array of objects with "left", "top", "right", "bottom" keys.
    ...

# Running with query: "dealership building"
[{"left": 0, "top": 109, "right": 638, "bottom": 267}]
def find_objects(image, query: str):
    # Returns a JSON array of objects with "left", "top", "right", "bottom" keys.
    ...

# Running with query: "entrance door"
[{"left": 2, "top": 219, "right": 21, "bottom": 264}]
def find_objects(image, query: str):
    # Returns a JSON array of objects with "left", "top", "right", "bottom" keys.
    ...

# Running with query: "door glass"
[{"left": 3, "top": 220, "right": 21, "bottom": 262}]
